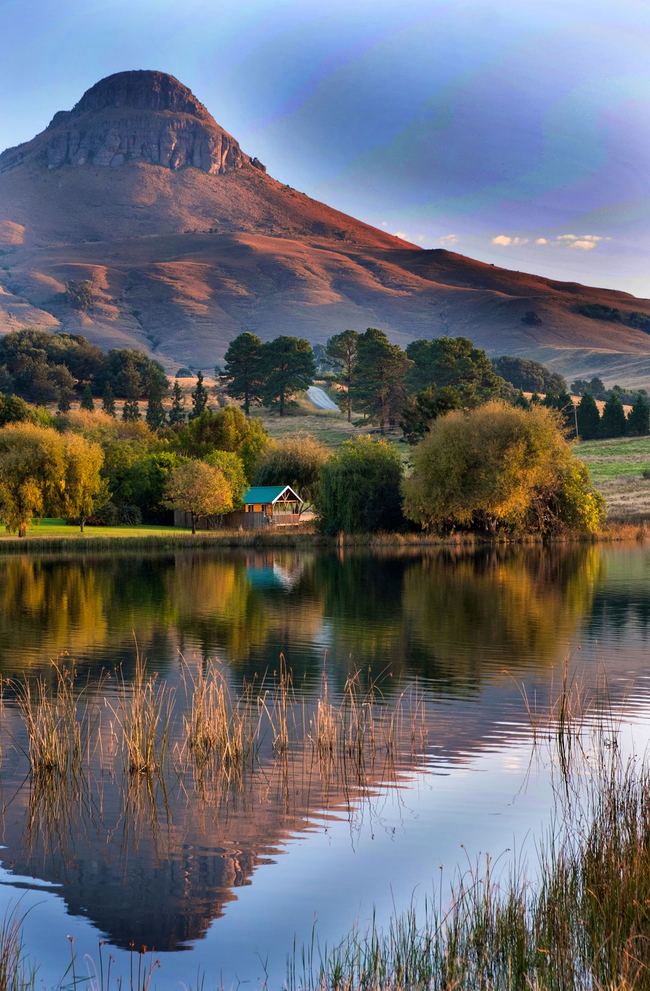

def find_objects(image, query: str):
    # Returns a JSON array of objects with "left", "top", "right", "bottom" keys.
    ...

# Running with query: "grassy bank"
[
  {"left": 0, "top": 517, "right": 645, "bottom": 554},
  {"left": 578, "top": 436, "right": 650, "bottom": 521}
]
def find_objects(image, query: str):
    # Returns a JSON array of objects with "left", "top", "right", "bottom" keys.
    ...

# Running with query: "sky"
[{"left": 1, "top": 0, "right": 649, "bottom": 296}]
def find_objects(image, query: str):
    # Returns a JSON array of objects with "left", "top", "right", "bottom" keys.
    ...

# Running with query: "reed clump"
[
  {"left": 14, "top": 663, "right": 102, "bottom": 779},
  {"left": 182, "top": 660, "right": 262, "bottom": 770},
  {"left": 109, "top": 658, "right": 173, "bottom": 774}
]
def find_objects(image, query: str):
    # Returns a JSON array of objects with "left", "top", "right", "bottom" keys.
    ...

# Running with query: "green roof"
[{"left": 243, "top": 485, "right": 302, "bottom": 505}]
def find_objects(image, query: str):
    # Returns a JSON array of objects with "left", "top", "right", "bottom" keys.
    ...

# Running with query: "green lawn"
[{"left": 0, "top": 519, "right": 190, "bottom": 540}]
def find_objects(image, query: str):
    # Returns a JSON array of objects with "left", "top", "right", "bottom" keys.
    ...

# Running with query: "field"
[{"left": 577, "top": 435, "right": 650, "bottom": 520}]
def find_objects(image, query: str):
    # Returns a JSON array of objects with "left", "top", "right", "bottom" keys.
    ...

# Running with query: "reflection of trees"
[
  {"left": 400, "top": 545, "right": 604, "bottom": 686},
  {"left": 0, "top": 555, "right": 174, "bottom": 676}
]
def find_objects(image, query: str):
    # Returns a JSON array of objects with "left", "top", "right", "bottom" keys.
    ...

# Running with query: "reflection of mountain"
[{"left": 1, "top": 712, "right": 421, "bottom": 951}]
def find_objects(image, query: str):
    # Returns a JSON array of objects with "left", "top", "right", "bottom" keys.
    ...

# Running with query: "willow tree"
[
  {"left": 0, "top": 424, "right": 67, "bottom": 536},
  {"left": 253, "top": 435, "right": 328, "bottom": 507},
  {"left": 61, "top": 432, "right": 106, "bottom": 532},
  {"left": 403, "top": 402, "right": 605, "bottom": 535}
]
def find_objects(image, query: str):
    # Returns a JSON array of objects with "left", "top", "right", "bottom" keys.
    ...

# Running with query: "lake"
[{"left": 1, "top": 542, "right": 650, "bottom": 987}]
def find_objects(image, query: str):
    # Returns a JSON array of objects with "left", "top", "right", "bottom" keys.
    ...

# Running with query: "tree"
[
  {"left": 0, "top": 424, "right": 67, "bottom": 536},
  {"left": 169, "top": 381, "right": 186, "bottom": 426},
  {"left": 543, "top": 388, "right": 577, "bottom": 435},
  {"left": 576, "top": 393, "right": 601, "bottom": 440},
  {"left": 260, "top": 337, "right": 315, "bottom": 416},
  {"left": 324, "top": 330, "right": 359, "bottom": 422},
  {"left": 121, "top": 358, "right": 142, "bottom": 422},
  {"left": 57, "top": 390, "right": 71, "bottom": 414},
  {"left": 80, "top": 384, "right": 95, "bottom": 412},
  {"left": 64, "top": 280, "right": 95, "bottom": 311},
  {"left": 600, "top": 393, "right": 627, "bottom": 438},
  {"left": 350, "top": 328, "right": 409, "bottom": 435},
  {"left": 203, "top": 450, "right": 248, "bottom": 509},
  {"left": 400, "top": 384, "right": 464, "bottom": 444},
  {"left": 223, "top": 332, "right": 263, "bottom": 415},
  {"left": 402, "top": 402, "right": 605, "bottom": 535},
  {"left": 628, "top": 394, "right": 650, "bottom": 436},
  {"left": 163, "top": 460, "right": 233, "bottom": 534},
  {"left": 145, "top": 374, "right": 167, "bottom": 430},
  {"left": 492, "top": 356, "right": 566, "bottom": 395},
  {"left": 253, "top": 435, "right": 328, "bottom": 507},
  {"left": 102, "top": 382, "right": 116, "bottom": 417},
  {"left": 0, "top": 395, "right": 41, "bottom": 427},
  {"left": 61, "top": 433, "right": 106, "bottom": 532},
  {"left": 315, "top": 436, "right": 404, "bottom": 535},
  {"left": 409, "top": 337, "right": 502, "bottom": 400},
  {"left": 168, "top": 407, "right": 269, "bottom": 480},
  {"left": 190, "top": 371, "right": 209, "bottom": 419},
  {"left": 521, "top": 311, "right": 542, "bottom": 326}
]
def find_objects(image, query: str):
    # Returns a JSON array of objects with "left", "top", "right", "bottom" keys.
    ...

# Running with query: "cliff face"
[{"left": 0, "top": 70, "right": 253, "bottom": 175}]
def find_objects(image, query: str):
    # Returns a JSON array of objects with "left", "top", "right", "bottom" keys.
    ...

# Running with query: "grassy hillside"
[{"left": 578, "top": 436, "right": 650, "bottom": 520}]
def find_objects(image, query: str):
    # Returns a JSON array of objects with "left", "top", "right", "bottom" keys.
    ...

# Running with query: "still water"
[{"left": 1, "top": 543, "right": 650, "bottom": 986}]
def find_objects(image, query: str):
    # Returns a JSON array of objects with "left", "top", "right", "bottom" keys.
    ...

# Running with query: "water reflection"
[{"left": 1, "top": 541, "right": 648, "bottom": 968}]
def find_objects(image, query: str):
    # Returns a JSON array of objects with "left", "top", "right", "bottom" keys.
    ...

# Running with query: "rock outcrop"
[{"left": 0, "top": 70, "right": 249, "bottom": 175}]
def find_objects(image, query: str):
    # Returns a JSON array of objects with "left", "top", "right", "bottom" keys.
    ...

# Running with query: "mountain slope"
[{"left": 1, "top": 70, "right": 649, "bottom": 384}]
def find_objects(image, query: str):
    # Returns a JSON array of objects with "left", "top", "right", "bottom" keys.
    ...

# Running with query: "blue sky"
[{"left": 2, "top": 0, "right": 649, "bottom": 295}]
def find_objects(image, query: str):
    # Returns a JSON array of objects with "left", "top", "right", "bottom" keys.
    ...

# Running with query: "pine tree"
[
  {"left": 223, "top": 333, "right": 263, "bottom": 415},
  {"left": 80, "top": 384, "right": 95, "bottom": 412},
  {"left": 627, "top": 393, "right": 650, "bottom": 435},
  {"left": 190, "top": 370, "right": 209, "bottom": 419},
  {"left": 121, "top": 358, "right": 142, "bottom": 422},
  {"left": 576, "top": 392, "right": 601, "bottom": 440},
  {"left": 513, "top": 389, "right": 530, "bottom": 410},
  {"left": 601, "top": 392, "right": 627, "bottom": 438},
  {"left": 325, "top": 330, "right": 359, "bottom": 422},
  {"left": 259, "top": 337, "right": 315, "bottom": 416},
  {"left": 102, "top": 382, "right": 116, "bottom": 417},
  {"left": 146, "top": 376, "right": 167, "bottom": 430},
  {"left": 350, "top": 328, "right": 408, "bottom": 435},
  {"left": 169, "top": 381, "right": 186, "bottom": 425},
  {"left": 57, "top": 390, "right": 71, "bottom": 414}
]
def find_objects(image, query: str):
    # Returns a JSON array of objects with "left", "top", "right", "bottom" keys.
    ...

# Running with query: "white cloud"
[
  {"left": 492, "top": 235, "right": 512, "bottom": 246},
  {"left": 579, "top": 235, "right": 602, "bottom": 241},
  {"left": 393, "top": 231, "right": 414, "bottom": 241},
  {"left": 536, "top": 238, "right": 548, "bottom": 244},
  {"left": 381, "top": 221, "right": 387, "bottom": 227},
  {"left": 440, "top": 234, "right": 459, "bottom": 245},
  {"left": 570, "top": 240, "right": 598, "bottom": 251},
  {"left": 556, "top": 234, "right": 578, "bottom": 241},
  {"left": 513, "top": 237, "right": 528, "bottom": 245}
]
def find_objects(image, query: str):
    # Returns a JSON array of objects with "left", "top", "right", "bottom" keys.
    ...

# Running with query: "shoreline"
[{"left": 0, "top": 521, "right": 644, "bottom": 553}]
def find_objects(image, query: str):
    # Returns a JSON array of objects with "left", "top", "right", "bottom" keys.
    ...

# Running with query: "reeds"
[
  {"left": 182, "top": 660, "right": 262, "bottom": 770},
  {"left": 109, "top": 657, "right": 173, "bottom": 774},
  {"left": 14, "top": 663, "right": 103, "bottom": 779}
]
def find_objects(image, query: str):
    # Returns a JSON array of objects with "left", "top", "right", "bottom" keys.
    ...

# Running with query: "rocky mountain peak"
[
  {"left": 58, "top": 71, "right": 215, "bottom": 125},
  {"left": 1, "top": 70, "right": 262, "bottom": 176}
]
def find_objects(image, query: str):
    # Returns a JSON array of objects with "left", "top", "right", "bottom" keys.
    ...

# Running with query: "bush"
[
  {"left": 402, "top": 402, "right": 605, "bottom": 535},
  {"left": 176, "top": 367, "right": 193, "bottom": 377},
  {"left": 119, "top": 504, "right": 143, "bottom": 526},
  {"left": 315, "top": 436, "right": 405, "bottom": 535}
]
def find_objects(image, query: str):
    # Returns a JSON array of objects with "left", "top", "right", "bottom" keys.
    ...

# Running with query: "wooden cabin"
[
  {"left": 173, "top": 485, "right": 303, "bottom": 530},
  {"left": 241, "top": 485, "right": 303, "bottom": 527}
]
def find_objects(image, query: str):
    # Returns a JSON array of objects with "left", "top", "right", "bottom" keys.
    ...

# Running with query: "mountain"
[{"left": 1, "top": 69, "right": 650, "bottom": 384}]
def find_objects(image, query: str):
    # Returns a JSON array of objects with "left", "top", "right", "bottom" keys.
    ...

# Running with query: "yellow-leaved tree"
[
  {"left": 163, "top": 460, "right": 233, "bottom": 533},
  {"left": 0, "top": 423, "right": 67, "bottom": 536},
  {"left": 402, "top": 401, "right": 605, "bottom": 535},
  {"left": 61, "top": 432, "right": 107, "bottom": 531}
]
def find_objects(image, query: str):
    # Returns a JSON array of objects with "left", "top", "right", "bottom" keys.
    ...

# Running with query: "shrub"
[
  {"left": 253, "top": 435, "right": 328, "bottom": 505},
  {"left": 119, "top": 504, "right": 143, "bottom": 526}
]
